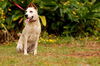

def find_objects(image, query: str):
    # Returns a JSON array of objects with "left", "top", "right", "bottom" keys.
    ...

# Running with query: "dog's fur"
[{"left": 16, "top": 4, "right": 41, "bottom": 55}]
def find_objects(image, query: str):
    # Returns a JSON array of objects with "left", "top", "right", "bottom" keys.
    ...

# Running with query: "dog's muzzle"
[{"left": 25, "top": 15, "right": 35, "bottom": 23}]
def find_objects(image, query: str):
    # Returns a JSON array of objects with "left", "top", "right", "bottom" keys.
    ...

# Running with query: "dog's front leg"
[
  {"left": 33, "top": 37, "right": 39, "bottom": 55},
  {"left": 24, "top": 36, "right": 28, "bottom": 55},
  {"left": 34, "top": 42, "right": 38, "bottom": 55}
]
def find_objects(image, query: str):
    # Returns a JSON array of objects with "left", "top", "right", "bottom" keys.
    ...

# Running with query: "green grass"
[{"left": 0, "top": 39, "right": 100, "bottom": 66}]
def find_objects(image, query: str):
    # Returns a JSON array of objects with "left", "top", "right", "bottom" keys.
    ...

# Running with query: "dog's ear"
[{"left": 27, "top": 3, "right": 37, "bottom": 9}]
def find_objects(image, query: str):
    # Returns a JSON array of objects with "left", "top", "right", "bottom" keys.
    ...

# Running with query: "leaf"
[
  {"left": 92, "top": 2, "right": 100, "bottom": 10},
  {"left": 60, "top": 8, "right": 63, "bottom": 17},
  {"left": 1, "top": 1, "right": 7, "bottom": 9},
  {"left": 1, "top": 23, "right": 8, "bottom": 32},
  {"left": 39, "top": 16, "right": 47, "bottom": 26},
  {"left": 12, "top": 14, "right": 23, "bottom": 21}
]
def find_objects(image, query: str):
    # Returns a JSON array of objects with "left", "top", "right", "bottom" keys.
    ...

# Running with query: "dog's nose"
[
  {"left": 25, "top": 14, "right": 28, "bottom": 18},
  {"left": 32, "top": 16, "right": 34, "bottom": 18}
]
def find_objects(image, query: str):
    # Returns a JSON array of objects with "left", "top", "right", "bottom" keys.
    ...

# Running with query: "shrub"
[{"left": 0, "top": 0, "right": 100, "bottom": 41}]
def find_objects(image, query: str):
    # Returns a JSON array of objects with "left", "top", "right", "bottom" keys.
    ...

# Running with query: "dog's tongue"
[{"left": 25, "top": 19, "right": 30, "bottom": 23}]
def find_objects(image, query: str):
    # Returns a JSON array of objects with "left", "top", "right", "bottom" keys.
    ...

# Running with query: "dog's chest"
[{"left": 23, "top": 22, "right": 41, "bottom": 35}]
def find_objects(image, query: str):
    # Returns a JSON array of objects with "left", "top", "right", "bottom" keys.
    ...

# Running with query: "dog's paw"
[
  {"left": 33, "top": 50, "right": 37, "bottom": 55},
  {"left": 16, "top": 44, "right": 23, "bottom": 51},
  {"left": 24, "top": 53, "right": 29, "bottom": 55}
]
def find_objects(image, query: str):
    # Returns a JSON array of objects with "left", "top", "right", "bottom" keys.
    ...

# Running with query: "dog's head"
[{"left": 25, "top": 3, "right": 38, "bottom": 22}]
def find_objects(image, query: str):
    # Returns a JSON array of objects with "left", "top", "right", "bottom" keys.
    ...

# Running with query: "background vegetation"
[{"left": 0, "top": 0, "right": 100, "bottom": 43}]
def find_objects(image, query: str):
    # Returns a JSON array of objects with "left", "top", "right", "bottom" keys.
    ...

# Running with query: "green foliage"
[
  {"left": 39, "top": 16, "right": 46, "bottom": 26},
  {"left": 62, "top": 0, "right": 100, "bottom": 36},
  {"left": 0, "top": 0, "right": 100, "bottom": 38},
  {"left": 0, "top": 0, "right": 23, "bottom": 31},
  {"left": 34, "top": 0, "right": 100, "bottom": 37}
]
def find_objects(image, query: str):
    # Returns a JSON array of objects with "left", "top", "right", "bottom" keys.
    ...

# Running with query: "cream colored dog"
[{"left": 16, "top": 3, "right": 41, "bottom": 55}]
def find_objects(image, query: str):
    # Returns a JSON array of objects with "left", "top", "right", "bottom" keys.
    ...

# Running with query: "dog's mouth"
[{"left": 25, "top": 16, "right": 33, "bottom": 23}]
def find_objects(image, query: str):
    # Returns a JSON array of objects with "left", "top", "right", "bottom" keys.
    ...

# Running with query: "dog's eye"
[{"left": 30, "top": 11, "right": 33, "bottom": 13}]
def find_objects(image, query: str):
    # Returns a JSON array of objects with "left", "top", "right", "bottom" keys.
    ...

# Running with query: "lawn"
[{"left": 0, "top": 38, "right": 100, "bottom": 66}]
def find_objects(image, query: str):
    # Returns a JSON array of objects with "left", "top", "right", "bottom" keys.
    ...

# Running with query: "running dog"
[{"left": 16, "top": 3, "right": 41, "bottom": 55}]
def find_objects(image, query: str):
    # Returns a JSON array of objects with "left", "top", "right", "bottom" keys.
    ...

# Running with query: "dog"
[{"left": 16, "top": 3, "right": 41, "bottom": 55}]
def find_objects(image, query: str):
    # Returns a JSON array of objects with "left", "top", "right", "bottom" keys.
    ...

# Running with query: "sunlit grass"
[
  {"left": 39, "top": 34, "right": 100, "bottom": 45},
  {"left": 0, "top": 36, "right": 100, "bottom": 66}
]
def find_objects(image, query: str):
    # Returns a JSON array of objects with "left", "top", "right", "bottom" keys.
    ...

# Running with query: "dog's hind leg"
[
  {"left": 16, "top": 35, "right": 24, "bottom": 52},
  {"left": 27, "top": 42, "right": 35, "bottom": 53},
  {"left": 28, "top": 36, "right": 39, "bottom": 55}
]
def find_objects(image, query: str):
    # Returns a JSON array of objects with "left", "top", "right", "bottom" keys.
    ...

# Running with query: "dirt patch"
[
  {"left": 40, "top": 41, "right": 100, "bottom": 58},
  {"left": 66, "top": 51, "right": 100, "bottom": 58},
  {"left": 66, "top": 42, "right": 100, "bottom": 58},
  {"left": 84, "top": 41, "right": 100, "bottom": 50}
]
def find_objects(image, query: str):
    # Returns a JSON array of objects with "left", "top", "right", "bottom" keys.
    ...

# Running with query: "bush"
[
  {"left": 36, "top": 0, "right": 100, "bottom": 37},
  {"left": 0, "top": 0, "right": 100, "bottom": 41}
]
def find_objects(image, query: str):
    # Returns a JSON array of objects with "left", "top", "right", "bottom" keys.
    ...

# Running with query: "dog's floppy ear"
[{"left": 27, "top": 3, "right": 37, "bottom": 9}]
